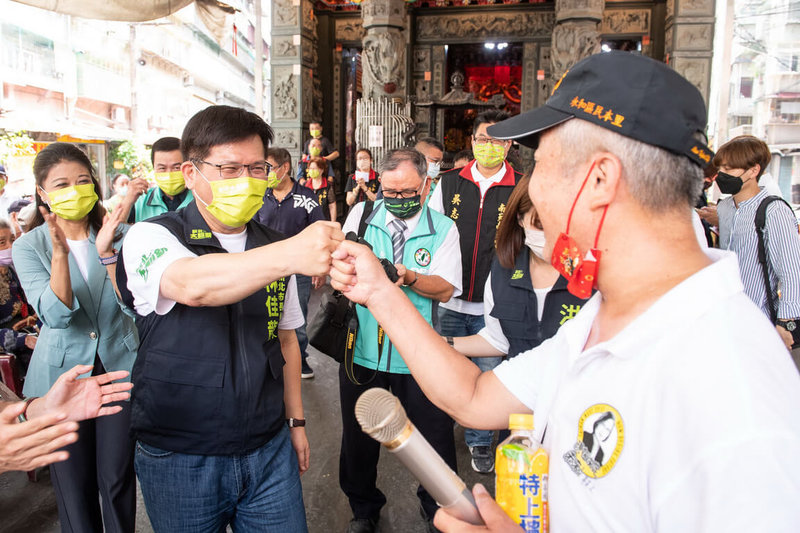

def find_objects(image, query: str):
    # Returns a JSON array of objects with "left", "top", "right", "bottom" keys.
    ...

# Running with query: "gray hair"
[
  {"left": 379, "top": 148, "right": 427, "bottom": 181},
  {"left": 549, "top": 119, "right": 703, "bottom": 211}
]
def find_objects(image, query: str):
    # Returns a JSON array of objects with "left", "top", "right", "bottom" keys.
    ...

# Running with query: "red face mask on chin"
[{"left": 550, "top": 162, "right": 608, "bottom": 299}]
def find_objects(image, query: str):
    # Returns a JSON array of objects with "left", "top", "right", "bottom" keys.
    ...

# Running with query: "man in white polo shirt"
[{"left": 329, "top": 52, "right": 800, "bottom": 532}]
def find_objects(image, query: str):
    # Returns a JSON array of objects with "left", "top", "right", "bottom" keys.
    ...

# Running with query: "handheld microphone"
[{"left": 355, "top": 388, "right": 484, "bottom": 526}]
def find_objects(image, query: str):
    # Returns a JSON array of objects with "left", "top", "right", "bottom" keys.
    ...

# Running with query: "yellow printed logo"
[
  {"left": 552, "top": 69, "right": 569, "bottom": 95},
  {"left": 451, "top": 193, "right": 461, "bottom": 206},
  {"left": 569, "top": 97, "right": 625, "bottom": 128},
  {"left": 563, "top": 404, "right": 624, "bottom": 480},
  {"left": 511, "top": 269, "right": 524, "bottom": 280},
  {"left": 691, "top": 145, "right": 711, "bottom": 163},
  {"left": 190, "top": 229, "right": 212, "bottom": 240}
]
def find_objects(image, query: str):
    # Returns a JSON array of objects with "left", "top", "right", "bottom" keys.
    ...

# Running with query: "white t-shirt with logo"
[
  {"left": 121, "top": 221, "right": 303, "bottom": 330},
  {"left": 493, "top": 249, "right": 800, "bottom": 532}
]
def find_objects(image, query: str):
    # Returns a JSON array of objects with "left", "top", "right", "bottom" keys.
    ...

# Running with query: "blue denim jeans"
[
  {"left": 438, "top": 308, "right": 501, "bottom": 448},
  {"left": 295, "top": 274, "right": 312, "bottom": 362},
  {"left": 134, "top": 427, "right": 307, "bottom": 533}
]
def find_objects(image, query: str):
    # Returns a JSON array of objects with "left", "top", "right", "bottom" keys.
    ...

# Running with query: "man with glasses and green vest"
[
  {"left": 129, "top": 137, "right": 194, "bottom": 222},
  {"left": 338, "top": 148, "right": 462, "bottom": 533},
  {"left": 427, "top": 109, "right": 521, "bottom": 474}
]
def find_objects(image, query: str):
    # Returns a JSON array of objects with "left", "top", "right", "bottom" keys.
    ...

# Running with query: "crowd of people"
[{"left": 0, "top": 50, "right": 799, "bottom": 533}]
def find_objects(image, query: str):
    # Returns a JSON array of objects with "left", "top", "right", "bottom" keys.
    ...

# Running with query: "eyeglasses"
[
  {"left": 193, "top": 160, "right": 272, "bottom": 179},
  {"left": 382, "top": 179, "right": 427, "bottom": 199},
  {"left": 473, "top": 135, "right": 508, "bottom": 147}
]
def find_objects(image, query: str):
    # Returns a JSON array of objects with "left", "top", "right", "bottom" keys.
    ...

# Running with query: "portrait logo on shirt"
[
  {"left": 136, "top": 248, "right": 168, "bottom": 282},
  {"left": 292, "top": 195, "right": 319, "bottom": 214},
  {"left": 414, "top": 247, "right": 431, "bottom": 267},
  {"left": 563, "top": 403, "right": 624, "bottom": 480}
]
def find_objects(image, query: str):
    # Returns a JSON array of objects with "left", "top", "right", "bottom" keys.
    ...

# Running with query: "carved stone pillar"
[
  {"left": 665, "top": 0, "right": 715, "bottom": 105},
  {"left": 551, "top": 0, "right": 603, "bottom": 81},
  {"left": 361, "top": 0, "right": 408, "bottom": 101},
  {"left": 270, "top": 0, "right": 318, "bottom": 162}
]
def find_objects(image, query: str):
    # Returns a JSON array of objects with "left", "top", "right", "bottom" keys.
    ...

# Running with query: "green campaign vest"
[
  {"left": 134, "top": 188, "right": 194, "bottom": 222},
  {"left": 353, "top": 201, "right": 456, "bottom": 374}
]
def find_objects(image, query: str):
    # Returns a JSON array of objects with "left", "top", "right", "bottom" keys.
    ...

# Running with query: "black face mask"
[{"left": 716, "top": 171, "right": 746, "bottom": 195}]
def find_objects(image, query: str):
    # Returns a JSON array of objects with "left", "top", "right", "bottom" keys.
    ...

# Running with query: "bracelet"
[
  {"left": 406, "top": 271, "right": 419, "bottom": 287},
  {"left": 446, "top": 336, "right": 454, "bottom": 347},
  {"left": 99, "top": 250, "right": 119, "bottom": 266},
  {"left": 17, "top": 396, "right": 38, "bottom": 423}
]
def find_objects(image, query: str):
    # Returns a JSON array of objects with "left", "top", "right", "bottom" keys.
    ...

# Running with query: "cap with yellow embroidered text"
[{"left": 486, "top": 51, "right": 713, "bottom": 167}]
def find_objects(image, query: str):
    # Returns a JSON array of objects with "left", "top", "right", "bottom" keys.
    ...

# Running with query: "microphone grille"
[{"left": 355, "top": 388, "right": 409, "bottom": 444}]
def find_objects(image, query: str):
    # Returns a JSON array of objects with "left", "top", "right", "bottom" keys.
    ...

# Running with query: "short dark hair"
[
  {"left": 379, "top": 148, "right": 426, "bottom": 180},
  {"left": 453, "top": 149, "right": 473, "bottom": 165},
  {"left": 416, "top": 137, "right": 444, "bottom": 152},
  {"left": 151, "top": 137, "right": 181, "bottom": 164},
  {"left": 473, "top": 110, "right": 511, "bottom": 136},
  {"left": 310, "top": 121, "right": 322, "bottom": 128},
  {"left": 182, "top": 106, "right": 273, "bottom": 162},
  {"left": 356, "top": 148, "right": 373, "bottom": 159},
  {"left": 267, "top": 147, "right": 292, "bottom": 171}
]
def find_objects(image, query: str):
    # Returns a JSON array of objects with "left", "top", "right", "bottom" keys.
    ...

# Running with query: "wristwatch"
[{"left": 287, "top": 417, "right": 306, "bottom": 428}]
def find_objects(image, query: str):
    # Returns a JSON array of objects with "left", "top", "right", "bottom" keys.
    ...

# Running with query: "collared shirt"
[
  {"left": 254, "top": 180, "right": 324, "bottom": 237},
  {"left": 493, "top": 249, "right": 800, "bottom": 532},
  {"left": 717, "top": 187, "right": 800, "bottom": 319}
]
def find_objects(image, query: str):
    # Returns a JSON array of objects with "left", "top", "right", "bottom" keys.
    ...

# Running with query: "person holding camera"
[{"left": 338, "top": 148, "right": 462, "bottom": 533}]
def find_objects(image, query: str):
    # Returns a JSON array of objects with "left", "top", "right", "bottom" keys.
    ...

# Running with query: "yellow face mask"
[
  {"left": 310, "top": 129, "right": 322, "bottom": 139},
  {"left": 0, "top": 178, "right": 6, "bottom": 193},
  {"left": 473, "top": 142, "right": 506, "bottom": 168},
  {"left": 42, "top": 183, "right": 99, "bottom": 221},
  {"left": 194, "top": 165, "right": 268, "bottom": 228},
  {"left": 307, "top": 168, "right": 321, "bottom": 180},
  {"left": 265, "top": 170, "right": 283, "bottom": 189},
  {"left": 154, "top": 171, "right": 186, "bottom": 196}
]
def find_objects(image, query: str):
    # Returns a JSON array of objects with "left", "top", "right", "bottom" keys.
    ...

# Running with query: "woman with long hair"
[{"left": 12, "top": 142, "right": 138, "bottom": 532}]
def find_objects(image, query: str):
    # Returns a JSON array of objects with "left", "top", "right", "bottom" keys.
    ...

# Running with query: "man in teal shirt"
[
  {"left": 338, "top": 148, "right": 462, "bottom": 533},
  {"left": 130, "top": 137, "right": 194, "bottom": 222}
]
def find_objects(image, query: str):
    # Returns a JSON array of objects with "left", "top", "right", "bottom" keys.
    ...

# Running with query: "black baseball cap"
[{"left": 487, "top": 51, "right": 713, "bottom": 166}]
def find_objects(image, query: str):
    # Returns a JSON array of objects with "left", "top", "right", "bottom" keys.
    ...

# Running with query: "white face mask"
[
  {"left": 524, "top": 227, "right": 546, "bottom": 259},
  {"left": 118, "top": 186, "right": 129, "bottom": 197},
  {"left": 427, "top": 161, "right": 441, "bottom": 179},
  {"left": 355, "top": 170, "right": 370, "bottom": 181}
]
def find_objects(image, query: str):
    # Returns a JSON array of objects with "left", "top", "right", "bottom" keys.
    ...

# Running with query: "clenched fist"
[{"left": 290, "top": 221, "right": 345, "bottom": 277}]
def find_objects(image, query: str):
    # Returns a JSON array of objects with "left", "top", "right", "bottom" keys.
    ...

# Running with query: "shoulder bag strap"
[
  {"left": 755, "top": 195, "right": 792, "bottom": 324},
  {"left": 343, "top": 200, "right": 383, "bottom": 385}
]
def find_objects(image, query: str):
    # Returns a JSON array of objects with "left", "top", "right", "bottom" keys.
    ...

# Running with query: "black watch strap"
[{"left": 287, "top": 417, "right": 306, "bottom": 428}]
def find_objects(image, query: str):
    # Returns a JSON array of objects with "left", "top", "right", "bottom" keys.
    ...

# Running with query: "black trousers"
[
  {"left": 49, "top": 401, "right": 136, "bottom": 533},
  {"left": 339, "top": 363, "right": 458, "bottom": 521}
]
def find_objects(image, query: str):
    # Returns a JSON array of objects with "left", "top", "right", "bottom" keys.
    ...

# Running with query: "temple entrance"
[{"left": 443, "top": 42, "right": 523, "bottom": 153}]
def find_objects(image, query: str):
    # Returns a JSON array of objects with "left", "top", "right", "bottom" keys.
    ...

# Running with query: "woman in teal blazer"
[{"left": 13, "top": 142, "right": 138, "bottom": 533}]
